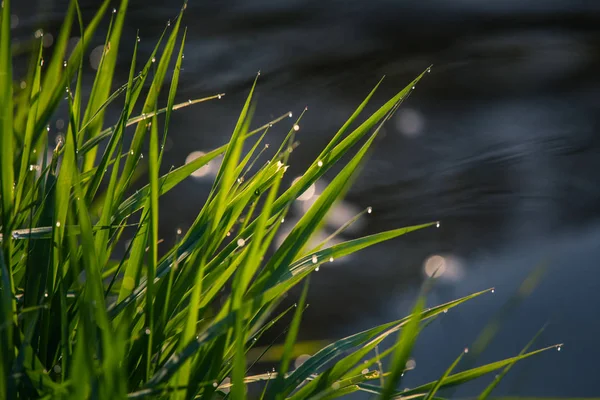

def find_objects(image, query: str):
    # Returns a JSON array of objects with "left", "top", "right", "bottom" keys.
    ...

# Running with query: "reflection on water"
[{"left": 12, "top": 0, "right": 600, "bottom": 395}]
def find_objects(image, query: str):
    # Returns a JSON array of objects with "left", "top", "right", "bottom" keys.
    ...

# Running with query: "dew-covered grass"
[{"left": 0, "top": 1, "right": 564, "bottom": 399}]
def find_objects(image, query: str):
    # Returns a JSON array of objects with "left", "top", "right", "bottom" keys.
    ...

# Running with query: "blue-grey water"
[{"left": 13, "top": 0, "right": 600, "bottom": 397}]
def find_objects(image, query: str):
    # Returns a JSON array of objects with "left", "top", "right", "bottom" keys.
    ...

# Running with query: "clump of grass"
[{"left": 0, "top": 1, "right": 561, "bottom": 399}]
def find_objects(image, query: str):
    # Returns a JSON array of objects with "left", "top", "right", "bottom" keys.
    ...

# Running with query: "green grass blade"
[
  {"left": 424, "top": 349, "right": 467, "bottom": 400},
  {"left": 269, "top": 279, "right": 309, "bottom": 399},
  {"left": 477, "top": 326, "right": 547, "bottom": 400},
  {"left": 381, "top": 293, "right": 424, "bottom": 400},
  {"left": 81, "top": 0, "right": 129, "bottom": 170},
  {"left": 398, "top": 344, "right": 563, "bottom": 397}
]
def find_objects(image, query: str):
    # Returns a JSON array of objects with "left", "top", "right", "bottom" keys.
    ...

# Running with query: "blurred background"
[{"left": 11, "top": 0, "right": 600, "bottom": 397}]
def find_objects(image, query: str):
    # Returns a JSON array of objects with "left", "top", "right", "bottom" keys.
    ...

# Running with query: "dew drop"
[
  {"left": 53, "top": 365, "right": 61, "bottom": 373},
  {"left": 443, "top": 309, "right": 448, "bottom": 314},
  {"left": 464, "top": 347, "right": 469, "bottom": 354},
  {"left": 491, "top": 288, "right": 495, "bottom": 294},
  {"left": 151, "top": 57, "right": 156, "bottom": 63},
  {"left": 188, "top": 99, "right": 192, "bottom": 104},
  {"left": 317, "top": 160, "right": 323, "bottom": 167},
  {"left": 212, "top": 382, "right": 218, "bottom": 388},
  {"left": 557, "top": 346, "right": 561, "bottom": 352},
  {"left": 436, "top": 221, "right": 440, "bottom": 228},
  {"left": 140, "top": 153, "right": 144, "bottom": 159},
  {"left": 367, "top": 207, "right": 373, "bottom": 214},
  {"left": 177, "top": 228, "right": 182, "bottom": 235},
  {"left": 293, "top": 124, "right": 300, "bottom": 131},
  {"left": 361, "top": 368, "right": 369, "bottom": 375},
  {"left": 167, "top": 20, "right": 171, "bottom": 27},
  {"left": 331, "top": 382, "right": 340, "bottom": 390},
  {"left": 329, "top": 257, "right": 334, "bottom": 262},
  {"left": 237, "top": 238, "right": 246, "bottom": 247},
  {"left": 281, "top": 218, "right": 285, "bottom": 223},
  {"left": 112, "top": 8, "right": 117, "bottom": 13},
  {"left": 40, "top": 58, "right": 44, "bottom": 66},
  {"left": 145, "top": 328, "right": 151, "bottom": 335},
  {"left": 312, "top": 255, "right": 318, "bottom": 264},
  {"left": 315, "top": 266, "right": 320, "bottom": 272},
  {"left": 412, "top": 86, "right": 415, "bottom": 90},
  {"left": 55, "top": 221, "right": 61, "bottom": 227},
  {"left": 427, "top": 68, "right": 431, "bottom": 73},
  {"left": 226, "top": 231, "right": 231, "bottom": 237},
  {"left": 130, "top": 150, "right": 134, "bottom": 155},
  {"left": 63, "top": 60, "right": 67, "bottom": 67},
  {"left": 137, "top": 36, "right": 140, "bottom": 43},
  {"left": 288, "top": 112, "right": 293, "bottom": 118}
]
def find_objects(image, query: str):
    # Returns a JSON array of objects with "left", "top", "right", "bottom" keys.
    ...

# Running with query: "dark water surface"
[{"left": 13, "top": 0, "right": 600, "bottom": 396}]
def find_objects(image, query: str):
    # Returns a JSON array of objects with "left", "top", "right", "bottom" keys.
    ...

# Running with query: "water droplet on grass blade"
[
  {"left": 436, "top": 221, "right": 440, "bottom": 227},
  {"left": 312, "top": 255, "right": 318, "bottom": 264},
  {"left": 367, "top": 206, "right": 372, "bottom": 214},
  {"left": 55, "top": 221, "right": 61, "bottom": 227},
  {"left": 288, "top": 112, "right": 293, "bottom": 118},
  {"left": 237, "top": 238, "right": 246, "bottom": 247},
  {"left": 293, "top": 124, "right": 300, "bottom": 131},
  {"left": 317, "top": 160, "right": 323, "bottom": 167}
]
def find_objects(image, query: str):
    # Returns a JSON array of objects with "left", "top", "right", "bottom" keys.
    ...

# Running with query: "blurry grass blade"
[
  {"left": 381, "top": 294, "right": 424, "bottom": 400},
  {"left": 269, "top": 279, "right": 309, "bottom": 399}
]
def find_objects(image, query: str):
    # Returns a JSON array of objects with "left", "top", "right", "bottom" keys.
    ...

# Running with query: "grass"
[{"left": 0, "top": 1, "right": 566, "bottom": 399}]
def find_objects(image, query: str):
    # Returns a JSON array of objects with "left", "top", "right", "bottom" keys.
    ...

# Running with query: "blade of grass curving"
[
  {"left": 477, "top": 326, "right": 547, "bottom": 400},
  {"left": 282, "top": 290, "right": 491, "bottom": 395},
  {"left": 397, "top": 344, "right": 563, "bottom": 397}
]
